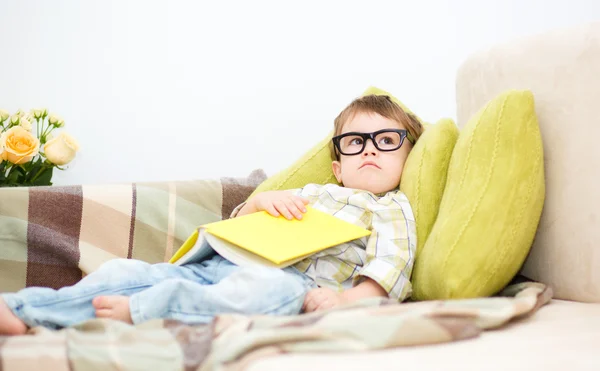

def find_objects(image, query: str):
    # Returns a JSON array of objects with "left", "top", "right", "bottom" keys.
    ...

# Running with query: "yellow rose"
[
  {"left": 0, "top": 126, "right": 40, "bottom": 164},
  {"left": 44, "top": 132, "right": 80, "bottom": 165}
]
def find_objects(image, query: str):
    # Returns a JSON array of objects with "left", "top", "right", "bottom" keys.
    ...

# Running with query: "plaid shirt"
[{"left": 233, "top": 183, "right": 417, "bottom": 302}]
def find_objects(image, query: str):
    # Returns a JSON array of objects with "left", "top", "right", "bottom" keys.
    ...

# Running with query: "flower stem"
[
  {"left": 30, "top": 167, "right": 44, "bottom": 183},
  {"left": 41, "top": 125, "right": 53, "bottom": 143}
]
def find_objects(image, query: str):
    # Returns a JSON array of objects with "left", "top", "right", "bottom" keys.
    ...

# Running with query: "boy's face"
[{"left": 332, "top": 112, "right": 412, "bottom": 194}]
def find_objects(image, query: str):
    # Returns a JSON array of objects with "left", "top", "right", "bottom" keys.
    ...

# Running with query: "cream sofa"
[
  {"left": 0, "top": 21, "right": 598, "bottom": 371},
  {"left": 247, "top": 21, "right": 600, "bottom": 371}
]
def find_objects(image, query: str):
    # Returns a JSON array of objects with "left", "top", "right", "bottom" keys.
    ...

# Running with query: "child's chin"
[{"left": 349, "top": 178, "right": 393, "bottom": 194}]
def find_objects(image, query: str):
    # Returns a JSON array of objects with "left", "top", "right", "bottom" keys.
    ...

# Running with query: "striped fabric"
[
  {"left": 0, "top": 281, "right": 552, "bottom": 370},
  {"left": 0, "top": 169, "right": 267, "bottom": 293}
]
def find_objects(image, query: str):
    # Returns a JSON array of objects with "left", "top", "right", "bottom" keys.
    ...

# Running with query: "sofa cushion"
[
  {"left": 399, "top": 118, "right": 459, "bottom": 257},
  {"left": 411, "top": 90, "right": 545, "bottom": 300},
  {"left": 455, "top": 21, "right": 600, "bottom": 303}
]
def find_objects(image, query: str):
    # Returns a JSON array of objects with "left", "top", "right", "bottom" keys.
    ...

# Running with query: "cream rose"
[
  {"left": 19, "top": 117, "right": 32, "bottom": 131},
  {"left": 48, "top": 114, "right": 64, "bottom": 127},
  {"left": 31, "top": 108, "right": 47, "bottom": 119},
  {"left": 17, "top": 110, "right": 34, "bottom": 123},
  {"left": 0, "top": 109, "right": 9, "bottom": 123},
  {"left": 0, "top": 126, "right": 40, "bottom": 164},
  {"left": 44, "top": 132, "right": 80, "bottom": 165}
]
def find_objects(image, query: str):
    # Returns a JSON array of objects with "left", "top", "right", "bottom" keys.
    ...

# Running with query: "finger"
[
  {"left": 265, "top": 204, "right": 280, "bottom": 218},
  {"left": 273, "top": 201, "right": 293, "bottom": 220},
  {"left": 298, "top": 197, "right": 310, "bottom": 205},
  {"left": 292, "top": 197, "right": 308, "bottom": 213},
  {"left": 283, "top": 199, "right": 304, "bottom": 220}
]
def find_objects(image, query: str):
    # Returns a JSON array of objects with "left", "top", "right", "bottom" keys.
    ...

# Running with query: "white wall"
[{"left": 0, "top": 0, "right": 598, "bottom": 186}]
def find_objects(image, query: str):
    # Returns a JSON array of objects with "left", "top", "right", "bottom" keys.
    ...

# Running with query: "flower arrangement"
[{"left": 0, "top": 108, "right": 80, "bottom": 187}]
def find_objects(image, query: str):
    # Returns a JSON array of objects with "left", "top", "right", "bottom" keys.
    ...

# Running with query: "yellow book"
[{"left": 169, "top": 206, "right": 371, "bottom": 268}]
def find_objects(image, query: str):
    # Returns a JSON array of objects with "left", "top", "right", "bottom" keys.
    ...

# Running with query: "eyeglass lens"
[{"left": 339, "top": 131, "right": 403, "bottom": 155}]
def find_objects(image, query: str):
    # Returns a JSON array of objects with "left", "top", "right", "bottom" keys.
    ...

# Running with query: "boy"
[{"left": 0, "top": 94, "right": 423, "bottom": 335}]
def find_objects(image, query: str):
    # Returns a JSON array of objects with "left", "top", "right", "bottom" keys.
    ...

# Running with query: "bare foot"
[
  {"left": 92, "top": 296, "right": 133, "bottom": 324},
  {"left": 0, "top": 297, "right": 27, "bottom": 335}
]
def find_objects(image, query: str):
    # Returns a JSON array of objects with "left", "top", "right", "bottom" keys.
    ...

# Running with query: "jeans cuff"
[{"left": 128, "top": 293, "right": 145, "bottom": 325}]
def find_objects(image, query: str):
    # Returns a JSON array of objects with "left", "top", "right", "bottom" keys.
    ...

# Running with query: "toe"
[
  {"left": 95, "top": 308, "right": 112, "bottom": 318},
  {"left": 92, "top": 296, "right": 108, "bottom": 309},
  {"left": 93, "top": 295, "right": 125, "bottom": 309},
  {"left": 0, "top": 299, "right": 28, "bottom": 335}
]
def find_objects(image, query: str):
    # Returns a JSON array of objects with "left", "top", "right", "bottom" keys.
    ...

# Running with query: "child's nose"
[{"left": 362, "top": 139, "right": 378, "bottom": 156}]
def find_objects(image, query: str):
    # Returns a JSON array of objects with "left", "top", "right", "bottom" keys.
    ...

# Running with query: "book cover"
[{"left": 169, "top": 206, "right": 371, "bottom": 268}]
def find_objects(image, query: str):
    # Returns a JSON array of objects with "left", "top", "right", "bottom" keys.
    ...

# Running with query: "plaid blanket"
[
  {"left": 0, "top": 170, "right": 553, "bottom": 370},
  {"left": 0, "top": 282, "right": 552, "bottom": 370},
  {"left": 0, "top": 169, "right": 267, "bottom": 292}
]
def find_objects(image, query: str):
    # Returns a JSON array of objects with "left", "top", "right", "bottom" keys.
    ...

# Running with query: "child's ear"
[{"left": 332, "top": 161, "right": 342, "bottom": 183}]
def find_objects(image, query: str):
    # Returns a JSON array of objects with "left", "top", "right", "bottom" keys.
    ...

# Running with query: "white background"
[{"left": 0, "top": 0, "right": 598, "bottom": 186}]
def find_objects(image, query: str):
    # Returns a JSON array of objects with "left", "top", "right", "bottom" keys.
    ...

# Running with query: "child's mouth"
[{"left": 360, "top": 162, "right": 380, "bottom": 169}]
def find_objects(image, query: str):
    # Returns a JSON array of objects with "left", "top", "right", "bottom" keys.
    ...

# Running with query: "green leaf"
[
  {"left": 26, "top": 162, "right": 43, "bottom": 182},
  {"left": 32, "top": 166, "right": 53, "bottom": 186},
  {"left": 14, "top": 166, "right": 26, "bottom": 177},
  {"left": 7, "top": 169, "right": 20, "bottom": 184}
]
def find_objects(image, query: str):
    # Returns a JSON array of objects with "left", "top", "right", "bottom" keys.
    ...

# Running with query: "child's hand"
[
  {"left": 302, "top": 287, "right": 347, "bottom": 312},
  {"left": 251, "top": 191, "right": 309, "bottom": 220}
]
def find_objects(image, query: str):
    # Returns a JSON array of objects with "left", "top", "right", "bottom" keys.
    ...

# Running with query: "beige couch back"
[{"left": 455, "top": 22, "right": 600, "bottom": 303}]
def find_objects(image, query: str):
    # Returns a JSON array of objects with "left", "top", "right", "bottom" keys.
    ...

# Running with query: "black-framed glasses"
[{"left": 332, "top": 129, "right": 414, "bottom": 156}]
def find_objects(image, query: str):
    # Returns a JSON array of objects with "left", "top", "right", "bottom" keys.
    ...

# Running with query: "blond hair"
[{"left": 330, "top": 95, "right": 424, "bottom": 160}]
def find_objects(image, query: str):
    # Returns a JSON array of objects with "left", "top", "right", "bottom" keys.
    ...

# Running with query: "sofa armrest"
[{"left": 0, "top": 169, "right": 266, "bottom": 293}]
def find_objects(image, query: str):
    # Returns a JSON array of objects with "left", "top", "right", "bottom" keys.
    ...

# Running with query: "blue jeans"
[{"left": 1, "top": 254, "right": 317, "bottom": 329}]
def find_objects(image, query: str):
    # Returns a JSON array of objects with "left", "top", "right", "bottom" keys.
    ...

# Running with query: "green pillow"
[
  {"left": 249, "top": 86, "right": 423, "bottom": 197},
  {"left": 400, "top": 118, "right": 459, "bottom": 257},
  {"left": 412, "top": 90, "right": 545, "bottom": 300},
  {"left": 250, "top": 133, "right": 339, "bottom": 198}
]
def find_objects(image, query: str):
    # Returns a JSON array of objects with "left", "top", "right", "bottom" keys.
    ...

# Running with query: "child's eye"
[
  {"left": 349, "top": 138, "right": 364, "bottom": 146},
  {"left": 379, "top": 136, "right": 396, "bottom": 145}
]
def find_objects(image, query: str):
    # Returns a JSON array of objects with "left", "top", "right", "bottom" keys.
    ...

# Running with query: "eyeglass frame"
[{"left": 332, "top": 128, "right": 415, "bottom": 157}]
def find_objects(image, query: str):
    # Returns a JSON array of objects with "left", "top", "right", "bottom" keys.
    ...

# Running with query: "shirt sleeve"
[
  {"left": 355, "top": 195, "right": 417, "bottom": 302},
  {"left": 229, "top": 201, "right": 248, "bottom": 219}
]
